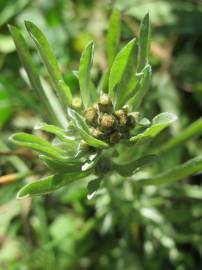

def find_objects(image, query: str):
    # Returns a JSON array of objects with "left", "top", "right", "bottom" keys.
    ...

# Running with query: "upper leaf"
[
  {"left": 108, "top": 38, "right": 136, "bottom": 101},
  {"left": 79, "top": 41, "right": 94, "bottom": 107},
  {"left": 137, "top": 13, "right": 151, "bottom": 72},
  {"left": 130, "top": 112, "right": 178, "bottom": 142},
  {"left": 107, "top": 9, "right": 121, "bottom": 67},
  {"left": 128, "top": 65, "right": 152, "bottom": 110}
]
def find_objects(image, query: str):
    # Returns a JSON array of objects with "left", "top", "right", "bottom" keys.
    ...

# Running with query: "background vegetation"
[{"left": 0, "top": 0, "right": 202, "bottom": 269}]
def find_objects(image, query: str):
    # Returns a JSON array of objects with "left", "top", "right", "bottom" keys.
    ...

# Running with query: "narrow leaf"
[
  {"left": 109, "top": 38, "right": 136, "bottom": 100},
  {"left": 158, "top": 118, "right": 202, "bottom": 153},
  {"left": 79, "top": 41, "right": 94, "bottom": 107},
  {"left": 35, "top": 122, "right": 76, "bottom": 145},
  {"left": 107, "top": 9, "right": 121, "bottom": 67},
  {"left": 40, "top": 156, "right": 82, "bottom": 173},
  {"left": 130, "top": 112, "right": 178, "bottom": 142},
  {"left": 128, "top": 65, "right": 151, "bottom": 110},
  {"left": 136, "top": 156, "right": 202, "bottom": 186},
  {"left": 10, "top": 133, "right": 67, "bottom": 160},
  {"left": 137, "top": 13, "right": 151, "bottom": 72},
  {"left": 25, "top": 21, "right": 72, "bottom": 108},
  {"left": 8, "top": 25, "right": 63, "bottom": 126},
  {"left": 17, "top": 171, "right": 90, "bottom": 199}
]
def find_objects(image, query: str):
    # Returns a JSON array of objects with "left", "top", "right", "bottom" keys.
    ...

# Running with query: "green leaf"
[
  {"left": 114, "top": 42, "right": 138, "bottom": 109},
  {"left": 107, "top": 9, "right": 121, "bottom": 67},
  {"left": 10, "top": 133, "right": 67, "bottom": 161},
  {"left": 17, "top": 171, "right": 90, "bottom": 199},
  {"left": 24, "top": 21, "right": 72, "bottom": 108},
  {"left": 136, "top": 155, "right": 202, "bottom": 186},
  {"left": 57, "top": 80, "right": 72, "bottom": 108},
  {"left": 137, "top": 13, "right": 151, "bottom": 72},
  {"left": 35, "top": 122, "right": 77, "bottom": 146},
  {"left": 9, "top": 25, "right": 64, "bottom": 126},
  {"left": 109, "top": 38, "right": 136, "bottom": 101},
  {"left": 128, "top": 65, "right": 151, "bottom": 110},
  {"left": 68, "top": 109, "right": 108, "bottom": 149},
  {"left": 87, "top": 178, "right": 101, "bottom": 200},
  {"left": 40, "top": 156, "right": 82, "bottom": 174},
  {"left": 79, "top": 41, "right": 94, "bottom": 107},
  {"left": 113, "top": 155, "right": 158, "bottom": 176},
  {"left": 157, "top": 118, "right": 202, "bottom": 154},
  {"left": 130, "top": 112, "right": 178, "bottom": 142}
]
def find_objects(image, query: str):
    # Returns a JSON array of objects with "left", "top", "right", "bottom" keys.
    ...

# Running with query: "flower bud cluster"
[{"left": 83, "top": 94, "right": 137, "bottom": 145}]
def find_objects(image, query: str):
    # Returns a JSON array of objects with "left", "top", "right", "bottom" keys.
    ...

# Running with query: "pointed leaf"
[
  {"left": 35, "top": 122, "right": 77, "bottom": 146},
  {"left": 79, "top": 41, "right": 94, "bottom": 107},
  {"left": 130, "top": 113, "right": 178, "bottom": 142},
  {"left": 128, "top": 65, "right": 151, "bottom": 110},
  {"left": 109, "top": 38, "right": 136, "bottom": 100},
  {"left": 25, "top": 21, "right": 72, "bottom": 108},
  {"left": 137, "top": 13, "right": 151, "bottom": 72},
  {"left": 107, "top": 9, "right": 121, "bottom": 67},
  {"left": 40, "top": 156, "right": 82, "bottom": 173},
  {"left": 17, "top": 171, "right": 90, "bottom": 199},
  {"left": 10, "top": 133, "right": 67, "bottom": 160},
  {"left": 115, "top": 42, "right": 138, "bottom": 109},
  {"left": 8, "top": 25, "right": 64, "bottom": 126},
  {"left": 136, "top": 156, "right": 202, "bottom": 186}
]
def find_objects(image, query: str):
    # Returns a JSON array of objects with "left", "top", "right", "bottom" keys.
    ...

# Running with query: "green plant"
[{"left": 8, "top": 10, "right": 202, "bottom": 200}]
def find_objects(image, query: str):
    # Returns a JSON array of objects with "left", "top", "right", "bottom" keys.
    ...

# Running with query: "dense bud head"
[
  {"left": 84, "top": 106, "right": 98, "bottom": 126},
  {"left": 72, "top": 97, "right": 82, "bottom": 110},
  {"left": 99, "top": 113, "right": 116, "bottom": 131},
  {"left": 98, "top": 94, "right": 113, "bottom": 113},
  {"left": 109, "top": 132, "right": 122, "bottom": 144}
]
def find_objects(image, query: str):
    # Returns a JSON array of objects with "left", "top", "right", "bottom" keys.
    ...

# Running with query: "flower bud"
[
  {"left": 115, "top": 110, "right": 127, "bottom": 127},
  {"left": 99, "top": 113, "right": 116, "bottom": 131},
  {"left": 98, "top": 94, "right": 113, "bottom": 113},
  {"left": 84, "top": 106, "right": 98, "bottom": 126},
  {"left": 71, "top": 97, "right": 82, "bottom": 110},
  {"left": 127, "top": 112, "right": 139, "bottom": 129}
]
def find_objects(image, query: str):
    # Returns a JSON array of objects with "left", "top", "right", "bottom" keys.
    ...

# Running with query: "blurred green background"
[{"left": 0, "top": 0, "right": 202, "bottom": 269}]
